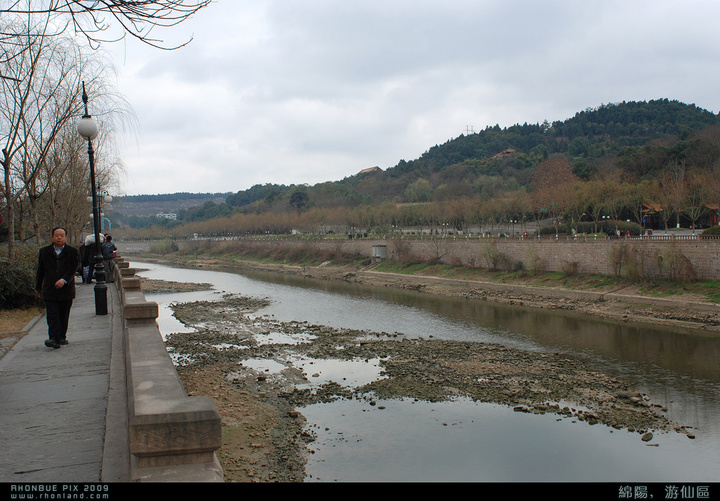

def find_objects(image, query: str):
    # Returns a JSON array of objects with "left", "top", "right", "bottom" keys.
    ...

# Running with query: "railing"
[
  {"left": 532, "top": 233, "right": 720, "bottom": 242},
  {"left": 133, "top": 230, "right": 719, "bottom": 243}
]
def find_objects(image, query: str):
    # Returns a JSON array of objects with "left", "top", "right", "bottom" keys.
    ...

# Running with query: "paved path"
[{"left": 0, "top": 283, "right": 129, "bottom": 483}]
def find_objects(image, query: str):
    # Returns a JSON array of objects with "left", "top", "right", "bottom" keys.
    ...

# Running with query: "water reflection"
[{"left": 303, "top": 397, "right": 719, "bottom": 482}]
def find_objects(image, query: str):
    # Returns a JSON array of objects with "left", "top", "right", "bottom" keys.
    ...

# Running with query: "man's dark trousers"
[{"left": 45, "top": 299, "right": 72, "bottom": 342}]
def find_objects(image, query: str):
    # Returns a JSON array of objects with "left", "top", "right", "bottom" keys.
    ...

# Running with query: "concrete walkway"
[{"left": 0, "top": 283, "right": 129, "bottom": 483}]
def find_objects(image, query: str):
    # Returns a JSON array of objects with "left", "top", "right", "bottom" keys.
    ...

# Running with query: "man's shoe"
[
  {"left": 44, "top": 339, "right": 60, "bottom": 349},
  {"left": 58, "top": 339, "right": 68, "bottom": 345}
]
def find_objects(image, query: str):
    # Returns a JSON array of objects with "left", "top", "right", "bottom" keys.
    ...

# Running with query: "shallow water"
[
  {"left": 303, "top": 398, "right": 716, "bottom": 482},
  {"left": 135, "top": 261, "right": 720, "bottom": 482}
]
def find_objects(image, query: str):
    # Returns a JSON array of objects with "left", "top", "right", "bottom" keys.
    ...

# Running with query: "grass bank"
[{"left": 0, "top": 308, "right": 43, "bottom": 333}]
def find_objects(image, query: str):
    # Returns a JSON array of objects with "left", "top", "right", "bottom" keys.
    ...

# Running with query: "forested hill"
[
  {"left": 114, "top": 192, "right": 230, "bottom": 218},
  {"left": 220, "top": 99, "right": 720, "bottom": 213},
  {"left": 116, "top": 99, "right": 720, "bottom": 224},
  {"left": 393, "top": 99, "right": 719, "bottom": 175}
]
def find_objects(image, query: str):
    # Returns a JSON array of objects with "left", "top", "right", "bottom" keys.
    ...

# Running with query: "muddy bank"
[
  {"left": 351, "top": 269, "right": 720, "bottom": 334},
  {"left": 138, "top": 276, "right": 213, "bottom": 293},
  {"left": 141, "top": 267, "right": 700, "bottom": 482}
]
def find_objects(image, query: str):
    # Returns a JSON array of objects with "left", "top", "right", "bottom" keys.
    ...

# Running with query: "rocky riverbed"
[{"left": 141, "top": 269, "right": 702, "bottom": 483}]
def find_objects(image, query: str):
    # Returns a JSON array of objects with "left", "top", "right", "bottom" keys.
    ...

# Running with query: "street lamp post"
[{"left": 77, "top": 81, "right": 107, "bottom": 315}]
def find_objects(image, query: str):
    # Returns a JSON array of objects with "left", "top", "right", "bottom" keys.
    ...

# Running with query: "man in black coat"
[{"left": 35, "top": 227, "right": 80, "bottom": 349}]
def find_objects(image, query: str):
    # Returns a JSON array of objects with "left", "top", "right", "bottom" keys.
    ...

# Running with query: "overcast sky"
[{"left": 103, "top": 0, "right": 720, "bottom": 196}]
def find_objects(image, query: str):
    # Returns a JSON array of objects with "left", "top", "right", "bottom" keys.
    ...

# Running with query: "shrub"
[
  {"left": 149, "top": 239, "right": 179, "bottom": 254},
  {"left": 575, "top": 220, "right": 644, "bottom": 236},
  {"left": 480, "top": 241, "right": 510, "bottom": 270},
  {"left": 608, "top": 245, "right": 629, "bottom": 276},
  {"left": 539, "top": 225, "right": 563, "bottom": 235},
  {"left": 561, "top": 261, "right": 580, "bottom": 276},
  {"left": 392, "top": 238, "right": 416, "bottom": 264},
  {"left": 657, "top": 245, "right": 696, "bottom": 282},
  {"left": 182, "top": 239, "right": 214, "bottom": 257},
  {"left": 0, "top": 247, "right": 42, "bottom": 309},
  {"left": 607, "top": 243, "right": 645, "bottom": 280},
  {"left": 526, "top": 246, "right": 546, "bottom": 275}
]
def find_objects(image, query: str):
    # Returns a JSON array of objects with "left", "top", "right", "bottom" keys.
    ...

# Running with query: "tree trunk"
[{"left": 2, "top": 156, "right": 15, "bottom": 260}]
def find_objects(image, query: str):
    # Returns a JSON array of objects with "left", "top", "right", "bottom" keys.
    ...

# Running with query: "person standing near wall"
[
  {"left": 35, "top": 227, "right": 80, "bottom": 349},
  {"left": 84, "top": 233, "right": 103, "bottom": 283},
  {"left": 78, "top": 237, "right": 89, "bottom": 283},
  {"left": 101, "top": 234, "right": 117, "bottom": 282}
]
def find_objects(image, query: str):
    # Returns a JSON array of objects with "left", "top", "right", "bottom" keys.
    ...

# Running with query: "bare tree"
[
  {"left": 701, "top": 143, "right": 720, "bottom": 227},
  {"left": 0, "top": 16, "right": 135, "bottom": 256},
  {"left": 657, "top": 160, "right": 687, "bottom": 231},
  {"left": 600, "top": 171, "right": 625, "bottom": 221},
  {"left": 530, "top": 155, "right": 580, "bottom": 235},
  {"left": 684, "top": 167, "right": 708, "bottom": 233},
  {"left": 0, "top": 16, "right": 52, "bottom": 258},
  {"left": 446, "top": 196, "right": 475, "bottom": 234},
  {"left": 566, "top": 183, "right": 589, "bottom": 232},
  {"left": 577, "top": 180, "right": 608, "bottom": 233},
  {"left": 39, "top": 128, "right": 86, "bottom": 237},
  {"left": 18, "top": 36, "right": 86, "bottom": 242},
  {"left": 0, "top": 0, "right": 211, "bottom": 49},
  {"left": 626, "top": 179, "right": 658, "bottom": 229}
]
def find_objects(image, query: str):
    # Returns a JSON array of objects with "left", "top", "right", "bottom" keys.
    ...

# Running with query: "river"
[{"left": 134, "top": 261, "right": 720, "bottom": 483}]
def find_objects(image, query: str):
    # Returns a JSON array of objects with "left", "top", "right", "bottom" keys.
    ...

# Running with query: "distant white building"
[{"left": 156, "top": 213, "right": 177, "bottom": 220}]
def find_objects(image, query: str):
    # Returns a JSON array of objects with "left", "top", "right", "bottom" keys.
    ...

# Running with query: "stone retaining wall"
[
  {"left": 188, "top": 236, "right": 720, "bottom": 281},
  {"left": 113, "top": 258, "right": 223, "bottom": 482}
]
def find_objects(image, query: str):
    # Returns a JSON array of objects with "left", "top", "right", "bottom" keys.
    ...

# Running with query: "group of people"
[
  {"left": 78, "top": 233, "right": 116, "bottom": 284},
  {"left": 34, "top": 227, "right": 117, "bottom": 349}
]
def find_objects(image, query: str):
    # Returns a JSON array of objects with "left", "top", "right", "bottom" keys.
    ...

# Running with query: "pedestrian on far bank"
[
  {"left": 35, "top": 227, "right": 80, "bottom": 349},
  {"left": 102, "top": 234, "right": 117, "bottom": 282}
]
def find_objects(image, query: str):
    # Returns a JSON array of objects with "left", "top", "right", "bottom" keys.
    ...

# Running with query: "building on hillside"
[
  {"left": 491, "top": 149, "right": 516, "bottom": 159},
  {"left": 705, "top": 204, "right": 719, "bottom": 227},
  {"left": 642, "top": 202, "right": 720, "bottom": 230},
  {"left": 355, "top": 166, "right": 382, "bottom": 176},
  {"left": 641, "top": 202, "right": 663, "bottom": 230}
]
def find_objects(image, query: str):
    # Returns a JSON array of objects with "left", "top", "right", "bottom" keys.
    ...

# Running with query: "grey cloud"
[{"left": 113, "top": 0, "right": 720, "bottom": 195}]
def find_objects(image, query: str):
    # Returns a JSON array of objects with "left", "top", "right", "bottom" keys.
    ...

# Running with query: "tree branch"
[{"left": 0, "top": 0, "right": 212, "bottom": 49}]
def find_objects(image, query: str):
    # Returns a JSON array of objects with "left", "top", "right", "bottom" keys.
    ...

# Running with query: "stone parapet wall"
[{"left": 113, "top": 257, "right": 223, "bottom": 482}]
